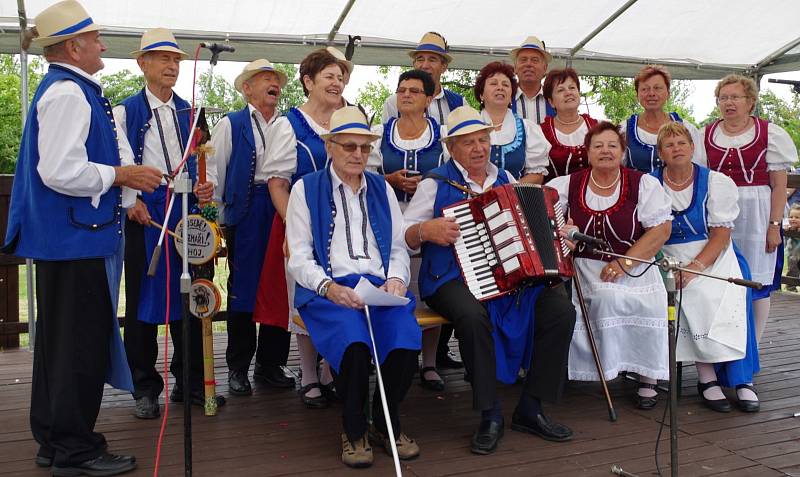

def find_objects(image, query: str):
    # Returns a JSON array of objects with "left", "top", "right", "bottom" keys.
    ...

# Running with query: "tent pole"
[
  {"left": 327, "top": 0, "right": 356, "bottom": 44},
  {"left": 569, "top": 0, "right": 639, "bottom": 58},
  {"left": 17, "top": 0, "right": 35, "bottom": 352},
  {"left": 753, "top": 35, "right": 800, "bottom": 72}
]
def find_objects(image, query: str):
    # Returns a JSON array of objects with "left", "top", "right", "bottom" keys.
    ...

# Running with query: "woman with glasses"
[
  {"left": 540, "top": 68, "right": 598, "bottom": 181},
  {"left": 261, "top": 48, "right": 350, "bottom": 409},
  {"left": 368, "top": 69, "right": 448, "bottom": 392},
  {"left": 470, "top": 61, "right": 549, "bottom": 183},
  {"left": 623, "top": 65, "right": 701, "bottom": 173},
  {"left": 698, "top": 75, "right": 797, "bottom": 354},
  {"left": 654, "top": 122, "right": 760, "bottom": 412}
]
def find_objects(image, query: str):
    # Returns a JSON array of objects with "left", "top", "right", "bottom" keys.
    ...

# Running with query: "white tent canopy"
[{"left": 1, "top": 0, "right": 800, "bottom": 79}]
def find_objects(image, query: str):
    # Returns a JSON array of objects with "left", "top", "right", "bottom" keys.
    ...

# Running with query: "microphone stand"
[{"left": 582, "top": 247, "right": 762, "bottom": 477}]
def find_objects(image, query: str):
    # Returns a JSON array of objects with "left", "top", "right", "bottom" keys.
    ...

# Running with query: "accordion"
[{"left": 442, "top": 183, "right": 574, "bottom": 301}]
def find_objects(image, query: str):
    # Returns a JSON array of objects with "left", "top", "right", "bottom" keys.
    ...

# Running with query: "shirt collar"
[
  {"left": 248, "top": 103, "right": 278, "bottom": 125},
  {"left": 481, "top": 108, "right": 516, "bottom": 140},
  {"left": 516, "top": 87, "right": 544, "bottom": 102},
  {"left": 51, "top": 62, "right": 102, "bottom": 89},
  {"left": 145, "top": 86, "right": 174, "bottom": 110},
  {"left": 330, "top": 165, "right": 367, "bottom": 194},
  {"left": 452, "top": 158, "right": 499, "bottom": 192},
  {"left": 433, "top": 88, "right": 445, "bottom": 100}
]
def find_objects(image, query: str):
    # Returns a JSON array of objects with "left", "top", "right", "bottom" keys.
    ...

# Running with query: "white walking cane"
[{"left": 363, "top": 305, "right": 402, "bottom": 477}]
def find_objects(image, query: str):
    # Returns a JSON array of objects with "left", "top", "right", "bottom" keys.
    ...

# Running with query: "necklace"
[
  {"left": 639, "top": 112, "right": 668, "bottom": 130},
  {"left": 590, "top": 169, "right": 620, "bottom": 190},
  {"left": 664, "top": 168, "right": 693, "bottom": 188},
  {"left": 555, "top": 115, "right": 582, "bottom": 126}
]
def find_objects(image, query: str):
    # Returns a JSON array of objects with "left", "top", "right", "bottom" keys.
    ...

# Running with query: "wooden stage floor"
[{"left": 1, "top": 293, "right": 799, "bottom": 477}]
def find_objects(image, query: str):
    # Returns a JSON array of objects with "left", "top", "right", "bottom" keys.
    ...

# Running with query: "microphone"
[
  {"left": 566, "top": 229, "right": 607, "bottom": 248},
  {"left": 200, "top": 42, "right": 235, "bottom": 53}
]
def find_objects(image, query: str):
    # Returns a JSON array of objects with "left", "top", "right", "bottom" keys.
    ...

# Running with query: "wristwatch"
[
  {"left": 318, "top": 278, "right": 333, "bottom": 297},
  {"left": 768, "top": 220, "right": 782, "bottom": 228}
]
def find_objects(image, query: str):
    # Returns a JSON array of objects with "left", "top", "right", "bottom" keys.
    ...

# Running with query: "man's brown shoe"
[
  {"left": 341, "top": 433, "right": 373, "bottom": 468},
  {"left": 369, "top": 426, "right": 420, "bottom": 460}
]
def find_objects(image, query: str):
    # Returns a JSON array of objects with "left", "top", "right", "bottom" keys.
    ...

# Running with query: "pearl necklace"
[
  {"left": 555, "top": 115, "right": 582, "bottom": 126},
  {"left": 664, "top": 168, "right": 693, "bottom": 188},
  {"left": 590, "top": 169, "right": 620, "bottom": 190}
]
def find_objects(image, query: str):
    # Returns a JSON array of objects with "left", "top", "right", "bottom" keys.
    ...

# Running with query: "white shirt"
[
  {"left": 620, "top": 116, "right": 703, "bottom": 166},
  {"left": 366, "top": 120, "right": 442, "bottom": 174},
  {"left": 664, "top": 170, "right": 739, "bottom": 229},
  {"left": 210, "top": 104, "right": 285, "bottom": 222},
  {"left": 696, "top": 121, "right": 797, "bottom": 172},
  {"left": 382, "top": 88, "right": 464, "bottom": 125},
  {"left": 402, "top": 160, "right": 517, "bottom": 250},
  {"left": 480, "top": 109, "right": 550, "bottom": 176},
  {"left": 38, "top": 62, "right": 136, "bottom": 208},
  {"left": 113, "top": 88, "right": 186, "bottom": 184},
  {"left": 286, "top": 168, "right": 410, "bottom": 292},
  {"left": 513, "top": 88, "right": 549, "bottom": 124},
  {"left": 263, "top": 109, "right": 324, "bottom": 182},
  {"left": 555, "top": 121, "right": 589, "bottom": 146}
]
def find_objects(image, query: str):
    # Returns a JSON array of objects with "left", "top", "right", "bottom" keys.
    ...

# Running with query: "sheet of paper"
[{"left": 354, "top": 277, "right": 410, "bottom": 307}]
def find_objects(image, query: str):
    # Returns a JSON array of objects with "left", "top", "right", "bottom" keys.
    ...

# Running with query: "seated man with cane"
[
  {"left": 403, "top": 106, "right": 577, "bottom": 455},
  {"left": 285, "top": 106, "right": 422, "bottom": 468}
]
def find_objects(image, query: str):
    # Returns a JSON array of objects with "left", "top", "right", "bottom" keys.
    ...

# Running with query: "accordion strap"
[{"left": 424, "top": 172, "right": 479, "bottom": 197}]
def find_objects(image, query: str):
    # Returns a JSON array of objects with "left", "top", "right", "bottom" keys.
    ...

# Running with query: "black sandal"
[
  {"left": 735, "top": 384, "right": 760, "bottom": 413},
  {"left": 697, "top": 380, "right": 731, "bottom": 413},
  {"left": 419, "top": 366, "right": 445, "bottom": 392},
  {"left": 636, "top": 382, "right": 659, "bottom": 410},
  {"left": 299, "top": 383, "right": 328, "bottom": 409}
]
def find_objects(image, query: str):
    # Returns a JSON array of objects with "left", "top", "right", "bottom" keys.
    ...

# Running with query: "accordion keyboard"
[{"left": 443, "top": 202, "right": 500, "bottom": 300}]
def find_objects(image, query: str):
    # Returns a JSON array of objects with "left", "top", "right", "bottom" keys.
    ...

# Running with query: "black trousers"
[
  {"left": 224, "top": 225, "right": 290, "bottom": 373},
  {"left": 426, "top": 280, "right": 576, "bottom": 411},
  {"left": 31, "top": 259, "right": 112, "bottom": 467},
  {"left": 332, "top": 344, "right": 417, "bottom": 442},
  {"left": 124, "top": 220, "right": 204, "bottom": 398}
]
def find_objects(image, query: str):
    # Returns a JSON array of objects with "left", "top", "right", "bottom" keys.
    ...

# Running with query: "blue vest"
[
  {"left": 221, "top": 106, "right": 258, "bottom": 226},
  {"left": 652, "top": 164, "right": 710, "bottom": 245},
  {"left": 419, "top": 161, "right": 511, "bottom": 298},
  {"left": 490, "top": 114, "right": 527, "bottom": 179},
  {"left": 285, "top": 107, "right": 328, "bottom": 184},
  {"left": 442, "top": 89, "right": 465, "bottom": 112},
  {"left": 294, "top": 167, "right": 393, "bottom": 308},
  {"left": 379, "top": 117, "right": 444, "bottom": 202},
  {"left": 511, "top": 94, "right": 556, "bottom": 122},
  {"left": 626, "top": 112, "right": 682, "bottom": 173},
  {"left": 118, "top": 88, "right": 196, "bottom": 178},
  {"left": 4, "top": 65, "right": 123, "bottom": 260}
]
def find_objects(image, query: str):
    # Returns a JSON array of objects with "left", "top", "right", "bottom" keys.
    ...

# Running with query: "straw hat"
[
  {"left": 131, "top": 28, "right": 187, "bottom": 59},
  {"left": 441, "top": 106, "right": 494, "bottom": 141},
  {"left": 326, "top": 46, "right": 354, "bottom": 74},
  {"left": 32, "top": 0, "right": 101, "bottom": 48},
  {"left": 320, "top": 106, "right": 380, "bottom": 140},
  {"left": 408, "top": 32, "right": 453, "bottom": 64},
  {"left": 234, "top": 59, "right": 288, "bottom": 93},
  {"left": 510, "top": 36, "right": 552, "bottom": 63}
]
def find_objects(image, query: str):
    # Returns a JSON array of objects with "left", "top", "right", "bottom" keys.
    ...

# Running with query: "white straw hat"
[
  {"left": 131, "top": 28, "right": 188, "bottom": 59},
  {"left": 408, "top": 32, "right": 453, "bottom": 64},
  {"left": 32, "top": 0, "right": 101, "bottom": 48},
  {"left": 234, "top": 59, "right": 288, "bottom": 93},
  {"left": 326, "top": 46, "right": 354, "bottom": 74},
  {"left": 321, "top": 106, "right": 380, "bottom": 140},
  {"left": 510, "top": 36, "right": 552, "bottom": 63},
  {"left": 441, "top": 106, "right": 494, "bottom": 141}
]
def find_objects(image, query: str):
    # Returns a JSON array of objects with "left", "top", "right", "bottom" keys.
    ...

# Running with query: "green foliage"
[
  {"left": 275, "top": 63, "right": 305, "bottom": 112},
  {"left": 442, "top": 69, "right": 480, "bottom": 110},
  {"left": 758, "top": 90, "right": 800, "bottom": 153},
  {"left": 0, "top": 55, "right": 44, "bottom": 173},
  {"left": 198, "top": 70, "right": 245, "bottom": 115},
  {"left": 584, "top": 76, "right": 697, "bottom": 125},
  {"left": 355, "top": 66, "right": 396, "bottom": 124},
  {"left": 98, "top": 69, "right": 144, "bottom": 106}
]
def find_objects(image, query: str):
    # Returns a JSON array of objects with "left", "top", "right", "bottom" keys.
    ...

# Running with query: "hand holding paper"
[{"left": 354, "top": 278, "right": 411, "bottom": 307}]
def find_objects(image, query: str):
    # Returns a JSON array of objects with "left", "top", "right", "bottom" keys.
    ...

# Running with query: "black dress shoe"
[
  {"left": 511, "top": 411, "right": 573, "bottom": 442},
  {"left": 697, "top": 380, "right": 732, "bottom": 413},
  {"left": 228, "top": 370, "right": 252, "bottom": 396},
  {"left": 52, "top": 452, "right": 136, "bottom": 477},
  {"left": 735, "top": 384, "right": 760, "bottom": 413},
  {"left": 253, "top": 364, "right": 296, "bottom": 388},
  {"left": 299, "top": 383, "right": 329, "bottom": 409},
  {"left": 169, "top": 385, "right": 227, "bottom": 408},
  {"left": 436, "top": 351, "right": 464, "bottom": 369},
  {"left": 419, "top": 366, "right": 445, "bottom": 392},
  {"left": 636, "top": 383, "right": 659, "bottom": 410},
  {"left": 133, "top": 395, "right": 160, "bottom": 419},
  {"left": 470, "top": 418, "right": 504, "bottom": 455}
]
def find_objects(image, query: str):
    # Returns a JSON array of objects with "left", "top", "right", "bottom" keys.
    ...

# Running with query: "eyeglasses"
[
  {"left": 396, "top": 87, "right": 426, "bottom": 95},
  {"left": 639, "top": 86, "right": 666, "bottom": 94},
  {"left": 717, "top": 95, "right": 750, "bottom": 103},
  {"left": 329, "top": 139, "right": 373, "bottom": 154}
]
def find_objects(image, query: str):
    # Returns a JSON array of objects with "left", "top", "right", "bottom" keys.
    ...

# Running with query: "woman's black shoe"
[
  {"left": 299, "top": 383, "right": 329, "bottom": 409},
  {"left": 636, "top": 383, "right": 659, "bottom": 410},
  {"left": 735, "top": 384, "right": 760, "bottom": 413},
  {"left": 697, "top": 380, "right": 732, "bottom": 413},
  {"left": 320, "top": 381, "right": 338, "bottom": 402},
  {"left": 419, "top": 366, "right": 445, "bottom": 391}
]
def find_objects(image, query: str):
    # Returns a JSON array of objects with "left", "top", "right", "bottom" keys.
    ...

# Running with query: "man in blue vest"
[
  {"left": 286, "top": 106, "right": 421, "bottom": 468},
  {"left": 210, "top": 59, "right": 296, "bottom": 396},
  {"left": 511, "top": 36, "right": 556, "bottom": 124},
  {"left": 114, "top": 28, "right": 221, "bottom": 420},
  {"left": 4, "top": 1, "right": 162, "bottom": 475},
  {"left": 381, "top": 32, "right": 466, "bottom": 126},
  {"left": 403, "top": 106, "right": 576, "bottom": 455}
]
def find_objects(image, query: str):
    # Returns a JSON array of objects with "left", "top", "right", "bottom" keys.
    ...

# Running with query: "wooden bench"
[{"left": 292, "top": 306, "right": 450, "bottom": 331}]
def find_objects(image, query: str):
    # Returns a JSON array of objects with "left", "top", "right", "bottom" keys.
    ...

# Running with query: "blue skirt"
[
  {"left": 715, "top": 246, "right": 760, "bottom": 387},
  {"left": 228, "top": 185, "right": 275, "bottom": 313},
  {"left": 298, "top": 274, "right": 422, "bottom": 372},
  {"left": 487, "top": 285, "right": 543, "bottom": 384}
]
